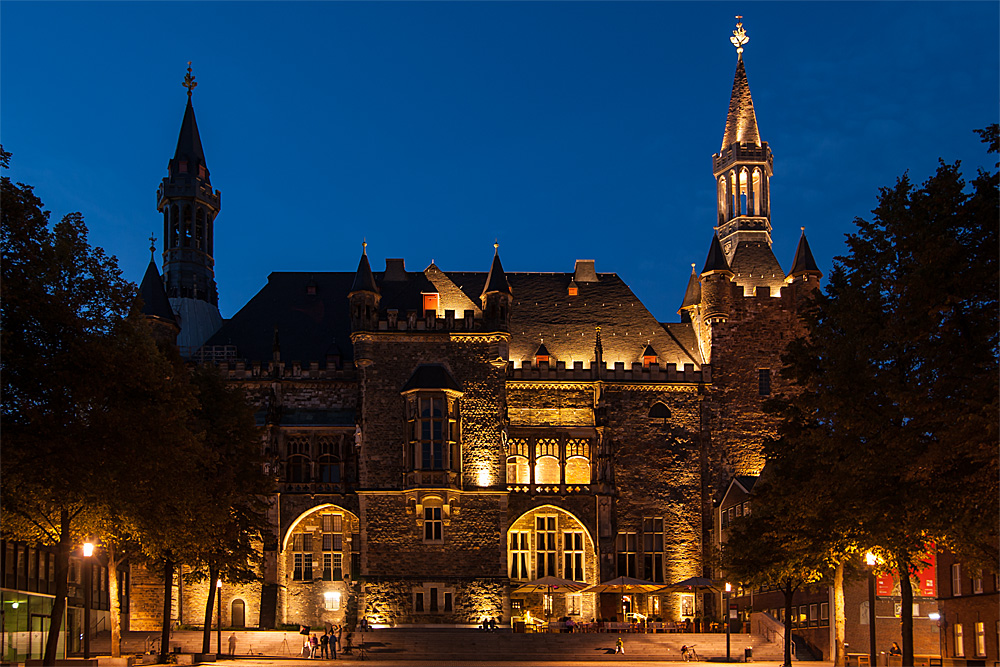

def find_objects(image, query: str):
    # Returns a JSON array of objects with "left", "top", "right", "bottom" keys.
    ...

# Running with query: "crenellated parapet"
[
  {"left": 510, "top": 360, "right": 710, "bottom": 385},
  {"left": 206, "top": 358, "right": 358, "bottom": 381}
]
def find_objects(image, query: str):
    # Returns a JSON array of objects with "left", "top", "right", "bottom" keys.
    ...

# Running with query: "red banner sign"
[{"left": 875, "top": 549, "right": 936, "bottom": 598}]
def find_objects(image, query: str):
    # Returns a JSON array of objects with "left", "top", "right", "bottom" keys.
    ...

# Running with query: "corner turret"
[
  {"left": 700, "top": 235, "right": 734, "bottom": 324},
  {"left": 786, "top": 227, "right": 823, "bottom": 287},
  {"left": 678, "top": 263, "right": 701, "bottom": 323},
  {"left": 348, "top": 242, "right": 381, "bottom": 332},
  {"left": 481, "top": 242, "right": 512, "bottom": 331},
  {"left": 138, "top": 237, "right": 180, "bottom": 346}
]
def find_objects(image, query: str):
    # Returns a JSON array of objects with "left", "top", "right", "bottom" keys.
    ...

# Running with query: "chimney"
[
  {"left": 574, "top": 259, "right": 598, "bottom": 283},
  {"left": 384, "top": 258, "right": 407, "bottom": 281}
]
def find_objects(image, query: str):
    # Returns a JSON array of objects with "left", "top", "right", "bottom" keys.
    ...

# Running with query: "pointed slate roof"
[
  {"left": 680, "top": 263, "right": 701, "bottom": 310},
  {"left": 401, "top": 364, "right": 463, "bottom": 393},
  {"left": 789, "top": 229, "right": 822, "bottom": 277},
  {"left": 174, "top": 97, "right": 207, "bottom": 166},
  {"left": 534, "top": 342, "right": 551, "bottom": 358},
  {"left": 701, "top": 236, "right": 733, "bottom": 275},
  {"left": 482, "top": 247, "right": 512, "bottom": 295},
  {"left": 349, "top": 245, "right": 379, "bottom": 295},
  {"left": 641, "top": 344, "right": 657, "bottom": 358},
  {"left": 721, "top": 56, "right": 761, "bottom": 150},
  {"left": 138, "top": 259, "right": 176, "bottom": 324}
]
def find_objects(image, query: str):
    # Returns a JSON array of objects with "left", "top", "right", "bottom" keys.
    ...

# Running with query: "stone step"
[{"left": 95, "top": 630, "right": 784, "bottom": 661}]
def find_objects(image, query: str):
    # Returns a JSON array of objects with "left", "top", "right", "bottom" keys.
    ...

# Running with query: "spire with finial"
[
  {"left": 788, "top": 226, "right": 822, "bottom": 281},
  {"left": 149, "top": 234, "right": 157, "bottom": 260},
  {"left": 679, "top": 262, "right": 702, "bottom": 317},
  {"left": 350, "top": 239, "right": 379, "bottom": 295}
]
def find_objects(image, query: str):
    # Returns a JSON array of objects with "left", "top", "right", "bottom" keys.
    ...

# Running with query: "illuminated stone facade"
[{"left": 130, "top": 37, "right": 822, "bottom": 631}]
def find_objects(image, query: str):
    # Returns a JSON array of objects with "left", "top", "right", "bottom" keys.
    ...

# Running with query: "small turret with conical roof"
[
  {"left": 481, "top": 242, "right": 512, "bottom": 330},
  {"left": 156, "top": 62, "right": 223, "bottom": 356},
  {"left": 787, "top": 227, "right": 823, "bottom": 285},
  {"left": 138, "top": 236, "right": 180, "bottom": 345},
  {"left": 349, "top": 241, "right": 381, "bottom": 331},
  {"left": 700, "top": 235, "right": 734, "bottom": 324},
  {"left": 713, "top": 17, "right": 774, "bottom": 263},
  {"left": 678, "top": 263, "right": 701, "bottom": 323}
]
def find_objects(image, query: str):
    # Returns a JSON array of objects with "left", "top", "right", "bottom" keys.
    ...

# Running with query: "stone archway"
[
  {"left": 506, "top": 505, "right": 599, "bottom": 625},
  {"left": 279, "top": 504, "right": 360, "bottom": 628}
]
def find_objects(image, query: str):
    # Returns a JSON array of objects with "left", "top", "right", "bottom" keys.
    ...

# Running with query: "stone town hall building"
[{"left": 132, "top": 26, "right": 821, "bottom": 631}]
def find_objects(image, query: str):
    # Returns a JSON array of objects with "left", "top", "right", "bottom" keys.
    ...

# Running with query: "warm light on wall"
[{"left": 476, "top": 466, "right": 492, "bottom": 487}]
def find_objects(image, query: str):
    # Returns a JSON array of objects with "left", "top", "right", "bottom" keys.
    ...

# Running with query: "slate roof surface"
[
  {"left": 206, "top": 267, "right": 704, "bottom": 369},
  {"left": 729, "top": 241, "right": 786, "bottom": 295},
  {"left": 174, "top": 98, "right": 207, "bottom": 167},
  {"left": 138, "top": 259, "right": 176, "bottom": 324},
  {"left": 721, "top": 56, "right": 761, "bottom": 150},
  {"left": 401, "top": 364, "right": 463, "bottom": 393},
  {"left": 789, "top": 232, "right": 821, "bottom": 276}
]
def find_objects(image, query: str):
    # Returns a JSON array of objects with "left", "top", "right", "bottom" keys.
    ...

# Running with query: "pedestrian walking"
[
  {"left": 228, "top": 632, "right": 237, "bottom": 656},
  {"left": 615, "top": 636, "right": 625, "bottom": 654}
]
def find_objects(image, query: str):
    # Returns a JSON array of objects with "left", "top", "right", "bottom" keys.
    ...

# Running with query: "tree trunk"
[
  {"left": 782, "top": 584, "right": 794, "bottom": 667},
  {"left": 834, "top": 561, "right": 846, "bottom": 667},
  {"left": 43, "top": 509, "right": 71, "bottom": 666},
  {"left": 898, "top": 551, "right": 914, "bottom": 667},
  {"left": 159, "top": 558, "right": 174, "bottom": 664},
  {"left": 202, "top": 565, "right": 218, "bottom": 654},
  {"left": 107, "top": 545, "right": 121, "bottom": 658}
]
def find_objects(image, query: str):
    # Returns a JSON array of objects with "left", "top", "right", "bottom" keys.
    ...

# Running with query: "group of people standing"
[{"left": 304, "top": 625, "right": 343, "bottom": 660}]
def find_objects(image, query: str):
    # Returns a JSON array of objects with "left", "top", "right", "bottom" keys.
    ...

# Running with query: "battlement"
[
  {"left": 371, "top": 308, "right": 495, "bottom": 333},
  {"left": 510, "top": 360, "right": 710, "bottom": 384},
  {"left": 712, "top": 141, "right": 773, "bottom": 172},
  {"left": 199, "top": 355, "right": 357, "bottom": 381}
]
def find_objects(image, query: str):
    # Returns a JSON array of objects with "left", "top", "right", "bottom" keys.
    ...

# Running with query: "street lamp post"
[
  {"left": 216, "top": 580, "right": 222, "bottom": 657},
  {"left": 82, "top": 542, "right": 93, "bottom": 660},
  {"left": 866, "top": 552, "right": 877, "bottom": 667},
  {"left": 724, "top": 582, "right": 732, "bottom": 663}
]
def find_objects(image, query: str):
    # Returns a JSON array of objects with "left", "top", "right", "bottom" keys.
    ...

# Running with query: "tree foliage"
[{"left": 739, "top": 126, "right": 999, "bottom": 666}]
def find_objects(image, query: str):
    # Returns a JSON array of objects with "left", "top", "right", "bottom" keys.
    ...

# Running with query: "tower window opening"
[
  {"left": 422, "top": 293, "right": 439, "bottom": 317},
  {"left": 739, "top": 168, "right": 749, "bottom": 216},
  {"left": 752, "top": 168, "right": 762, "bottom": 216},
  {"left": 729, "top": 170, "right": 738, "bottom": 218},
  {"left": 758, "top": 369, "right": 771, "bottom": 396},
  {"left": 718, "top": 177, "right": 727, "bottom": 223}
]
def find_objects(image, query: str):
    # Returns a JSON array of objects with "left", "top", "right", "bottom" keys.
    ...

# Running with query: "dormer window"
[
  {"left": 422, "top": 293, "right": 439, "bottom": 317},
  {"left": 534, "top": 342, "right": 551, "bottom": 366},
  {"left": 567, "top": 280, "right": 578, "bottom": 297},
  {"left": 641, "top": 344, "right": 658, "bottom": 368}
]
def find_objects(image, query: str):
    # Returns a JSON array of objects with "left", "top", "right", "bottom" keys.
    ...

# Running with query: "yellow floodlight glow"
[
  {"left": 82, "top": 542, "right": 94, "bottom": 558},
  {"left": 865, "top": 552, "right": 877, "bottom": 567}
]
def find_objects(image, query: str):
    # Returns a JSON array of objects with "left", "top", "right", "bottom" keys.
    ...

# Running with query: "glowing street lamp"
[
  {"left": 865, "top": 552, "right": 877, "bottom": 667},
  {"left": 724, "top": 582, "right": 732, "bottom": 663},
  {"left": 216, "top": 580, "right": 222, "bottom": 657},
  {"left": 82, "top": 542, "right": 94, "bottom": 659}
]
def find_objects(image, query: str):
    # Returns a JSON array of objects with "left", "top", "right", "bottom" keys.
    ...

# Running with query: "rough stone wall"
[
  {"left": 178, "top": 570, "right": 262, "bottom": 629},
  {"left": 708, "top": 287, "right": 809, "bottom": 480},
  {"left": 361, "top": 493, "right": 505, "bottom": 579},
  {"left": 363, "top": 577, "right": 506, "bottom": 625},
  {"left": 355, "top": 334, "right": 506, "bottom": 490},
  {"left": 605, "top": 387, "right": 704, "bottom": 587},
  {"left": 128, "top": 564, "right": 177, "bottom": 631}
]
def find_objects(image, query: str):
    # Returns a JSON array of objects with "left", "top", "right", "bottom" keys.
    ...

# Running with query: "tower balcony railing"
[
  {"left": 507, "top": 483, "right": 592, "bottom": 495},
  {"left": 278, "top": 481, "right": 350, "bottom": 494},
  {"left": 712, "top": 142, "right": 773, "bottom": 171},
  {"left": 404, "top": 469, "right": 461, "bottom": 489}
]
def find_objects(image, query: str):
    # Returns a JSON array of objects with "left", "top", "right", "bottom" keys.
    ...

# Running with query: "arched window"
[
  {"left": 718, "top": 176, "right": 727, "bottom": 222},
  {"left": 565, "top": 457, "right": 590, "bottom": 484},
  {"left": 230, "top": 599, "right": 246, "bottom": 628},
  {"left": 402, "top": 365, "right": 463, "bottom": 474},
  {"left": 286, "top": 436, "right": 310, "bottom": 483},
  {"left": 739, "top": 167, "right": 749, "bottom": 216},
  {"left": 729, "top": 170, "right": 738, "bottom": 217},
  {"left": 752, "top": 168, "right": 762, "bottom": 215},
  {"left": 318, "top": 455, "right": 341, "bottom": 483},
  {"left": 506, "top": 455, "right": 529, "bottom": 484},
  {"left": 535, "top": 456, "right": 559, "bottom": 485},
  {"left": 648, "top": 402, "right": 671, "bottom": 419}
]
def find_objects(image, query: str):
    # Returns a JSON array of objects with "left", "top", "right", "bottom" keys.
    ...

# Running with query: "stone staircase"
[{"left": 97, "top": 629, "right": 784, "bottom": 662}]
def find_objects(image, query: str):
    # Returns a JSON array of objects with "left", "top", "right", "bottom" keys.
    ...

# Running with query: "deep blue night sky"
[{"left": 2, "top": 2, "right": 997, "bottom": 321}]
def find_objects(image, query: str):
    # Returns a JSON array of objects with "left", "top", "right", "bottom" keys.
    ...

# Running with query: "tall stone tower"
[{"left": 157, "top": 63, "right": 223, "bottom": 356}]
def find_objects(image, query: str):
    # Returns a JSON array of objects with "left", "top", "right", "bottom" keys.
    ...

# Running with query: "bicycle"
[{"left": 680, "top": 644, "right": 700, "bottom": 662}]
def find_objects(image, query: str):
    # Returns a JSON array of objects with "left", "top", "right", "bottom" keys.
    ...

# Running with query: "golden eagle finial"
[
  {"left": 730, "top": 16, "right": 749, "bottom": 57},
  {"left": 183, "top": 62, "right": 198, "bottom": 98}
]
